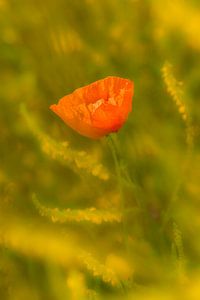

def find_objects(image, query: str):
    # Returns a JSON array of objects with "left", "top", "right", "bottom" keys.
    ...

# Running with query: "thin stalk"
[{"left": 107, "top": 134, "right": 129, "bottom": 255}]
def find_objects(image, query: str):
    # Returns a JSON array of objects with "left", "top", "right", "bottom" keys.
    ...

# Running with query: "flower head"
[{"left": 50, "top": 76, "right": 134, "bottom": 139}]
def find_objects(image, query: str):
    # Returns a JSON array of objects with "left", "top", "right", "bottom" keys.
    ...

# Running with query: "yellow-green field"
[{"left": 1, "top": 1, "right": 200, "bottom": 299}]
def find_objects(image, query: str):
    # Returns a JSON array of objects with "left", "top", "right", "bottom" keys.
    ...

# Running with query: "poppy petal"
[{"left": 50, "top": 76, "right": 134, "bottom": 139}]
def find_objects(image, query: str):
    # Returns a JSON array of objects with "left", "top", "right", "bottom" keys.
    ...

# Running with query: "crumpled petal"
[{"left": 50, "top": 76, "right": 134, "bottom": 139}]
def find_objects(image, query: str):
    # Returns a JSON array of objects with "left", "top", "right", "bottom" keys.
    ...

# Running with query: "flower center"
[
  {"left": 87, "top": 97, "right": 118, "bottom": 114},
  {"left": 87, "top": 98, "right": 104, "bottom": 113}
]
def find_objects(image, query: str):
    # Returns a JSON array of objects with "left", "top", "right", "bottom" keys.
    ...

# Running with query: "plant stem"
[{"left": 107, "top": 134, "right": 129, "bottom": 254}]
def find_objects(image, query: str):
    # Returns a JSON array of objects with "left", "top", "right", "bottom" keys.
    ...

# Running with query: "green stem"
[
  {"left": 107, "top": 134, "right": 129, "bottom": 254},
  {"left": 161, "top": 119, "right": 194, "bottom": 231}
]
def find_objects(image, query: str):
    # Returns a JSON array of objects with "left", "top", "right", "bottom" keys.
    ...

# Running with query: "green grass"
[{"left": 1, "top": 0, "right": 200, "bottom": 299}]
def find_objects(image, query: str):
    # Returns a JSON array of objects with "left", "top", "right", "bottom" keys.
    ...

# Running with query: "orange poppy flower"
[{"left": 50, "top": 76, "right": 134, "bottom": 139}]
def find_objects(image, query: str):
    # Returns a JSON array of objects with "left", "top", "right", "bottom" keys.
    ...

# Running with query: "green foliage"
[
  {"left": 32, "top": 194, "right": 122, "bottom": 224},
  {"left": 1, "top": 0, "right": 200, "bottom": 299},
  {"left": 172, "top": 222, "right": 186, "bottom": 282},
  {"left": 20, "top": 104, "right": 109, "bottom": 180}
]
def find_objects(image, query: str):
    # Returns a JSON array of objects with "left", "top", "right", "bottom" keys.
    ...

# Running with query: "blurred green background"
[{"left": 1, "top": 0, "right": 200, "bottom": 299}]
